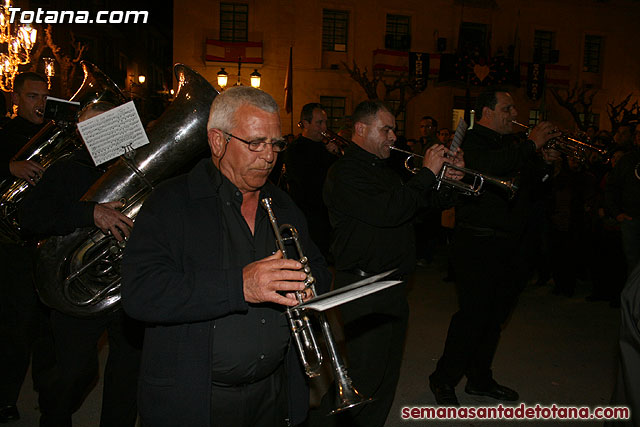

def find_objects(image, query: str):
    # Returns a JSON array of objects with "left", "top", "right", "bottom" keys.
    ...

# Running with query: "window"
[
  {"left": 578, "top": 113, "right": 599, "bottom": 127},
  {"left": 528, "top": 109, "right": 546, "bottom": 126},
  {"left": 320, "top": 96, "right": 346, "bottom": 132},
  {"left": 583, "top": 35, "right": 603, "bottom": 73},
  {"left": 322, "top": 10, "right": 349, "bottom": 52},
  {"left": 385, "top": 15, "right": 411, "bottom": 51},
  {"left": 220, "top": 3, "right": 248, "bottom": 42},
  {"left": 534, "top": 30, "right": 555, "bottom": 64},
  {"left": 458, "top": 22, "right": 488, "bottom": 57}
]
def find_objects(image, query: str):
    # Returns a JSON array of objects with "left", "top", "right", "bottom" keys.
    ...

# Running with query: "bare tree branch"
[
  {"left": 343, "top": 60, "right": 427, "bottom": 119},
  {"left": 342, "top": 61, "right": 381, "bottom": 100},
  {"left": 549, "top": 84, "right": 598, "bottom": 131},
  {"left": 607, "top": 94, "right": 640, "bottom": 132}
]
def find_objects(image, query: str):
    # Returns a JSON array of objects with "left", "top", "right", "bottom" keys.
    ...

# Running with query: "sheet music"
[
  {"left": 299, "top": 280, "right": 403, "bottom": 312},
  {"left": 77, "top": 101, "right": 150, "bottom": 166},
  {"left": 449, "top": 118, "right": 467, "bottom": 156},
  {"left": 297, "top": 269, "right": 401, "bottom": 312}
]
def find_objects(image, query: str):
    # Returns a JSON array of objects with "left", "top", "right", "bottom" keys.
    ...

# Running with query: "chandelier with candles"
[{"left": 0, "top": 0, "right": 37, "bottom": 92}]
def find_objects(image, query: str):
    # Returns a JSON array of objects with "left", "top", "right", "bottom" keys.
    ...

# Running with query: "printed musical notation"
[{"left": 77, "top": 101, "right": 150, "bottom": 166}]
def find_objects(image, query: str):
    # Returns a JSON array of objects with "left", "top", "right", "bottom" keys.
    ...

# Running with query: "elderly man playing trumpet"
[{"left": 121, "top": 86, "right": 331, "bottom": 427}]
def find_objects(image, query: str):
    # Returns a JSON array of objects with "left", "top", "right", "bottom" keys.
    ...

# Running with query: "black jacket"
[
  {"left": 605, "top": 148, "right": 640, "bottom": 219},
  {"left": 0, "top": 116, "right": 46, "bottom": 178},
  {"left": 323, "top": 142, "right": 452, "bottom": 277},
  {"left": 121, "top": 158, "right": 331, "bottom": 427},
  {"left": 18, "top": 149, "right": 99, "bottom": 237},
  {"left": 455, "top": 124, "right": 552, "bottom": 235}
]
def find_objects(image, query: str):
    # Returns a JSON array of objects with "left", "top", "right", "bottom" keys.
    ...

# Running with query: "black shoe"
[
  {"left": 0, "top": 405, "right": 19, "bottom": 423},
  {"left": 465, "top": 380, "right": 519, "bottom": 401},
  {"left": 429, "top": 379, "right": 459, "bottom": 406}
]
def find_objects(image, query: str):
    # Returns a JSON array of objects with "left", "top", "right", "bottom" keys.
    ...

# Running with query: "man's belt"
[{"left": 457, "top": 222, "right": 512, "bottom": 238}]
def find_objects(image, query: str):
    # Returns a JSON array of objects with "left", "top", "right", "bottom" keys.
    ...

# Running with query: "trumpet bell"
[
  {"left": 437, "top": 163, "right": 519, "bottom": 200},
  {"left": 261, "top": 197, "right": 373, "bottom": 415}
]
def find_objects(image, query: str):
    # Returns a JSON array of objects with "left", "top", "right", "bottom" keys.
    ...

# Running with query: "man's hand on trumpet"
[
  {"left": 528, "top": 121, "right": 561, "bottom": 149},
  {"left": 422, "top": 144, "right": 449, "bottom": 175},
  {"left": 541, "top": 146, "right": 562, "bottom": 164},
  {"left": 242, "top": 250, "right": 308, "bottom": 306},
  {"left": 444, "top": 148, "right": 465, "bottom": 181}
]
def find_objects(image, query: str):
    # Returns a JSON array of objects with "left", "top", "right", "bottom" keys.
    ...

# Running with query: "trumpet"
[
  {"left": 321, "top": 129, "right": 350, "bottom": 155},
  {"left": 389, "top": 146, "right": 519, "bottom": 199},
  {"left": 511, "top": 120, "right": 608, "bottom": 163},
  {"left": 261, "top": 197, "right": 371, "bottom": 414}
]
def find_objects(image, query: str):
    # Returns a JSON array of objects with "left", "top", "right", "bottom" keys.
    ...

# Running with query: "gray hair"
[{"left": 207, "top": 86, "right": 279, "bottom": 132}]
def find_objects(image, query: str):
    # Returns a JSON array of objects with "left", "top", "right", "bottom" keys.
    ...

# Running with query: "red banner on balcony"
[
  {"left": 205, "top": 40, "right": 263, "bottom": 64},
  {"left": 372, "top": 49, "right": 409, "bottom": 72},
  {"left": 520, "top": 62, "right": 570, "bottom": 88}
]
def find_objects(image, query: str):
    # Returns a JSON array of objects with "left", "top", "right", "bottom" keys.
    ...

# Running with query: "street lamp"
[
  {"left": 250, "top": 69, "right": 261, "bottom": 88},
  {"left": 217, "top": 67, "right": 228, "bottom": 89},
  {"left": 216, "top": 57, "right": 261, "bottom": 90},
  {"left": 43, "top": 57, "right": 55, "bottom": 89}
]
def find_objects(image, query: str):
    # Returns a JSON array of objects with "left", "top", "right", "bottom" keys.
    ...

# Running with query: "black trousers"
[
  {"left": 0, "top": 242, "right": 52, "bottom": 407},
  {"left": 210, "top": 365, "right": 288, "bottom": 427},
  {"left": 608, "top": 263, "right": 640, "bottom": 427},
  {"left": 39, "top": 309, "right": 143, "bottom": 427},
  {"left": 432, "top": 229, "right": 525, "bottom": 387},
  {"left": 307, "top": 272, "right": 408, "bottom": 427}
]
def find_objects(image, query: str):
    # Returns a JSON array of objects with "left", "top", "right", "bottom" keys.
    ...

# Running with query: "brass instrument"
[
  {"left": 511, "top": 120, "right": 608, "bottom": 163},
  {"left": 35, "top": 64, "right": 218, "bottom": 317},
  {"left": 389, "top": 146, "right": 518, "bottom": 199},
  {"left": 261, "top": 197, "right": 372, "bottom": 414},
  {"left": 0, "top": 61, "right": 128, "bottom": 244},
  {"left": 321, "top": 129, "right": 350, "bottom": 155}
]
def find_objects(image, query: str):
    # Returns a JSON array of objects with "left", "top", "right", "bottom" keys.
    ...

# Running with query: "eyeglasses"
[{"left": 222, "top": 131, "right": 287, "bottom": 152}]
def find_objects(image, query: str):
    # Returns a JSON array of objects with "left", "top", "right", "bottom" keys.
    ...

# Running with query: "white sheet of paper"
[
  {"left": 449, "top": 118, "right": 467, "bottom": 156},
  {"left": 299, "top": 280, "right": 404, "bottom": 312},
  {"left": 296, "top": 269, "right": 402, "bottom": 312},
  {"left": 77, "top": 101, "right": 150, "bottom": 166}
]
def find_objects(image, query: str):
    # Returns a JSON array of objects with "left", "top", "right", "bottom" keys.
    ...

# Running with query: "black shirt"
[
  {"left": 208, "top": 163, "right": 290, "bottom": 385},
  {"left": 455, "top": 124, "right": 551, "bottom": 235},
  {"left": 605, "top": 147, "right": 640, "bottom": 218},
  {"left": 283, "top": 135, "right": 336, "bottom": 214},
  {"left": 0, "top": 116, "right": 46, "bottom": 178},
  {"left": 323, "top": 142, "right": 451, "bottom": 277},
  {"left": 18, "top": 149, "right": 100, "bottom": 237},
  {"left": 282, "top": 135, "right": 337, "bottom": 254}
]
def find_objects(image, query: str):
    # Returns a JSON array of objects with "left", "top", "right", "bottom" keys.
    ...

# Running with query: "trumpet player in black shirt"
[
  {"left": 429, "top": 88, "right": 561, "bottom": 406},
  {"left": 315, "top": 100, "right": 463, "bottom": 427}
]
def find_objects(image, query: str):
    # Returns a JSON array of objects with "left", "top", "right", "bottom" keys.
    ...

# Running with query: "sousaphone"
[{"left": 36, "top": 64, "right": 218, "bottom": 317}]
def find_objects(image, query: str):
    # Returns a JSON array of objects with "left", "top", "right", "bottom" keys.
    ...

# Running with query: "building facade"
[{"left": 174, "top": 0, "right": 640, "bottom": 138}]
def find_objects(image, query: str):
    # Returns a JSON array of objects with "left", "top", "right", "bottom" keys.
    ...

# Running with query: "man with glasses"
[
  {"left": 121, "top": 86, "right": 331, "bottom": 427},
  {"left": 418, "top": 115, "right": 439, "bottom": 152}
]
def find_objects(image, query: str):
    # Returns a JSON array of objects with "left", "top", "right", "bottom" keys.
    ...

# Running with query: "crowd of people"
[{"left": 0, "top": 70, "right": 638, "bottom": 427}]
